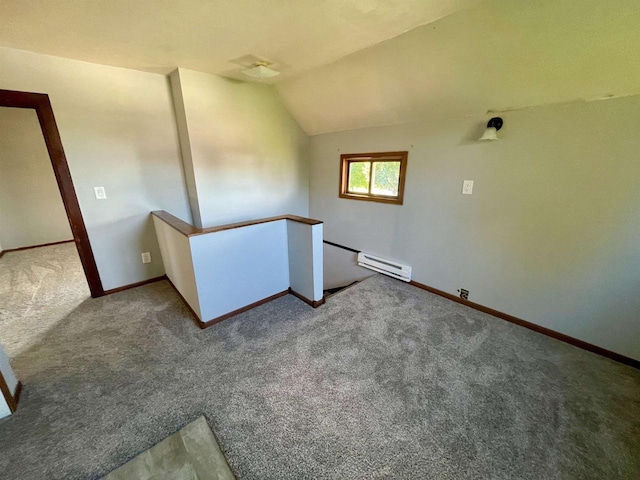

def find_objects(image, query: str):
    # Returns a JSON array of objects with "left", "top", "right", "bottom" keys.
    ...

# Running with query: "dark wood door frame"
[{"left": 0, "top": 89, "right": 104, "bottom": 297}]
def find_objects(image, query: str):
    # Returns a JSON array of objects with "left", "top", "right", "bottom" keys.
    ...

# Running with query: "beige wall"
[
  {"left": 309, "top": 95, "right": 640, "bottom": 360},
  {"left": 0, "top": 47, "right": 192, "bottom": 290},
  {"left": 170, "top": 68, "right": 309, "bottom": 227},
  {"left": 0, "top": 107, "right": 72, "bottom": 250}
]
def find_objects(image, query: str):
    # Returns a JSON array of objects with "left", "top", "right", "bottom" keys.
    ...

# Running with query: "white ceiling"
[
  {"left": 0, "top": 0, "right": 478, "bottom": 79},
  {"left": 2, "top": 0, "right": 639, "bottom": 135}
]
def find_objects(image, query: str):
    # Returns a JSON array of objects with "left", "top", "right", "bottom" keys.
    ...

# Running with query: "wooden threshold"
[{"left": 409, "top": 280, "right": 640, "bottom": 370}]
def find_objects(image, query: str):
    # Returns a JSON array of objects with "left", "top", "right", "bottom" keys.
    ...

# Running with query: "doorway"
[{"left": 0, "top": 89, "right": 102, "bottom": 297}]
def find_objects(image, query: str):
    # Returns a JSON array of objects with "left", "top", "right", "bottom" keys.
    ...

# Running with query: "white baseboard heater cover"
[{"left": 357, "top": 252, "right": 412, "bottom": 282}]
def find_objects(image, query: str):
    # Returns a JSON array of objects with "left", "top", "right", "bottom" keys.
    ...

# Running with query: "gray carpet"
[
  {"left": 0, "top": 242, "right": 89, "bottom": 358},
  {"left": 0, "top": 245, "right": 639, "bottom": 479}
]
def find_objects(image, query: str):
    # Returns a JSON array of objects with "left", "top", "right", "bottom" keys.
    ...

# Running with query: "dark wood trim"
[
  {"left": 409, "top": 280, "right": 640, "bottom": 369},
  {"left": 103, "top": 275, "right": 167, "bottom": 295},
  {"left": 12, "top": 382, "right": 22, "bottom": 410},
  {"left": 284, "top": 215, "right": 324, "bottom": 226},
  {"left": 288, "top": 288, "right": 326, "bottom": 308},
  {"left": 200, "top": 290, "right": 290, "bottom": 328},
  {"left": 152, "top": 210, "right": 201, "bottom": 236},
  {"left": 0, "top": 239, "right": 74, "bottom": 259},
  {"left": 0, "top": 372, "right": 21, "bottom": 414},
  {"left": 339, "top": 151, "right": 408, "bottom": 205},
  {"left": 315, "top": 237, "right": 639, "bottom": 369},
  {"left": 0, "top": 372, "right": 14, "bottom": 412},
  {"left": 165, "top": 276, "right": 320, "bottom": 329},
  {"left": 0, "top": 89, "right": 104, "bottom": 297},
  {"left": 323, "top": 240, "right": 360, "bottom": 254},
  {"left": 152, "top": 211, "right": 323, "bottom": 238}
]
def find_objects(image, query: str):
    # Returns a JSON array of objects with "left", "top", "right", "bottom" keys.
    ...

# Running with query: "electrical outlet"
[
  {"left": 141, "top": 252, "right": 151, "bottom": 264},
  {"left": 94, "top": 186, "right": 107, "bottom": 199},
  {"left": 459, "top": 288, "right": 469, "bottom": 300},
  {"left": 462, "top": 180, "right": 474, "bottom": 195}
]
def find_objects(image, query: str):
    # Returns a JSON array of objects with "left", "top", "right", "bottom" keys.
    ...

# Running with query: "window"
[{"left": 339, "top": 151, "right": 408, "bottom": 205}]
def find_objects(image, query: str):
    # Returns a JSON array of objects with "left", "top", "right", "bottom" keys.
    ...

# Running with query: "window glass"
[
  {"left": 347, "top": 161, "right": 370, "bottom": 193},
  {"left": 339, "top": 151, "right": 407, "bottom": 205},
  {"left": 371, "top": 161, "right": 400, "bottom": 196}
]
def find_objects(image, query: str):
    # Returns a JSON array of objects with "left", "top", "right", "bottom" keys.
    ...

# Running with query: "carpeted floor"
[
  {"left": 0, "top": 245, "right": 639, "bottom": 479},
  {"left": 0, "top": 242, "right": 89, "bottom": 358}
]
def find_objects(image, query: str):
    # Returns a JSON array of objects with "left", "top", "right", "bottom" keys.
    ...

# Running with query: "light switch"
[
  {"left": 462, "top": 180, "right": 474, "bottom": 195},
  {"left": 94, "top": 186, "right": 107, "bottom": 200}
]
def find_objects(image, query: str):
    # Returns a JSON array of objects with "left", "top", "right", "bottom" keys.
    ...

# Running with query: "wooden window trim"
[{"left": 339, "top": 151, "right": 408, "bottom": 205}]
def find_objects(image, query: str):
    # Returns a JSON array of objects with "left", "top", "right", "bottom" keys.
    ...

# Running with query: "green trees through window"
[
  {"left": 340, "top": 152, "right": 407, "bottom": 205},
  {"left": 347, "top": 162, "right": 370, "bottom": 193}
]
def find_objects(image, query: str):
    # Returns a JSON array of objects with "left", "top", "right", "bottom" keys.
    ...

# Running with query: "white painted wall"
[
  {"left": 287, "top": 221, "right": 324, "bottom": 302},
  {"left": 190, "top": 221, "right": 290, "bottom": 320},
  {"left": 310, "top": 224, "right": 324, "bottom": 302},
  {"left": 0, "top": 396, "right": 9, "bottom": 419},
  {"left": 152, "top": 216, "right": 201, "bottom": 318},
  {"left": 170, "top": 69, "right": 310, "bottom": 227},
  {"left": 0, "top": 47, "right": 192, "bottom": 290},
  {"left": 309, "top": 96, "right": 640, "bottom": 361},
  {"left": 0, "top": 343, "right": 18, "bottom": 419},
  {"left": 169, "top": 71, "right": 202, "bottom": 228},
  {"left": 0, "top": 107, "right": 72, "bottom": 250},
  {"left": 153, "top": 215, "right": 324, "bottom": 322}
]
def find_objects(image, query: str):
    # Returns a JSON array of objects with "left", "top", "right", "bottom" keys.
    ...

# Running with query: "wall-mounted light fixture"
[{"left": 479, "top": 117, "right": 503, "bottom": 141}]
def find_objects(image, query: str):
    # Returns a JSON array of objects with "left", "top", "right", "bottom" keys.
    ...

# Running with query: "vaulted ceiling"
[
  {"left": 276, "top": 0, "right": 640, "bottom": 134},
  {"left": 0, "top": 0, "right": 478, "bottom": 78},
  {"left": 2, "top": 0, "right": 639, "bottom": 135}
]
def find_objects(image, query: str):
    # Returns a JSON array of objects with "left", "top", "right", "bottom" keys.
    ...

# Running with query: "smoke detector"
[{"left": 241, "top": 61, "right": 280, "bottom": 79}]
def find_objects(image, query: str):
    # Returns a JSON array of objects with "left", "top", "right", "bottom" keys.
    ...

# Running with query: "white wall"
[
  {"left": 169, "top": 71, "right": 203, "bottom": 228},
  {"left": 0, "top": 395, "right": 9, "bottom": 419},
  {"left": 190, "top": 221, "right": 290, "bottom": 320},
  {"left": 0, "top": 107, "right": 72, "bottom": 250},
  {"left": 152, "top": 216, "right": 200, "bottom": 318},
  {"left": 287, "top": 221, "right": 324, "bottom": 302},
  {"left": 309, "top": 96, "right": 640, "bottom": 361},
  {"left": 153, "top": 215, "right": 323, "bottom": 322},
  {"left": 170, "top": 69, "right": 310, "bottom": 227},
  {"left": 0, "top": 47, "right": 192, "bottom": 290},
  {"left": 0, "top": 343, "right": 18, "bottom": 419}
]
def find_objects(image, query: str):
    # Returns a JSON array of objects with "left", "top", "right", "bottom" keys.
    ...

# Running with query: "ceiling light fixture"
[
  {"left": 479, "top": 117, "right": 503, "bottom": 141},
  {"left": 241, "top": 61, "right": 280, "bottom": 79}
]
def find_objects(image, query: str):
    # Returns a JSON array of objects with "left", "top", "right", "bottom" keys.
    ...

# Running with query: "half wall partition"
[{"left": 152, "top": 211, "right": 324, "bottom": 328}]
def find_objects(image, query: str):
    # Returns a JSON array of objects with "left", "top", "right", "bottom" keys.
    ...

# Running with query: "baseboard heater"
[{"left": 357, "top": 252, "right": 412, "bottom": 282}]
